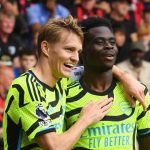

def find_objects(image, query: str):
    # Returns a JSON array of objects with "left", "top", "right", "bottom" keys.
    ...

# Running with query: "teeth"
[{"left": 64, "top": 63, "right": 75, "bottom": 68}]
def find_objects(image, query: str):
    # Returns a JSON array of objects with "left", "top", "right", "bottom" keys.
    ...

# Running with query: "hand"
[
  {"left": 79, "top": 98, "right": 113, "bottom": 126},
  {"left": 122, "top": 73, "right": 146, "bottom": 111}
]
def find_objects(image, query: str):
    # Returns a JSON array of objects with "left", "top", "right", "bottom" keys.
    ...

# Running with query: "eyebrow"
[{"left": 95, "top": 37, "right": 115, "bottom": 40}]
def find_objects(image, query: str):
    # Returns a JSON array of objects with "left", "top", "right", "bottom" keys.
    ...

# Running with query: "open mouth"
[
  {"left": 103, "top": 54, "right": 115, "bottom": 61},
  {"left": 64, "top": 63, "right": 75, "bottom": 69}
]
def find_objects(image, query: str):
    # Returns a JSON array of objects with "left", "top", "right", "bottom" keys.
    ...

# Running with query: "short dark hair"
[
  {"left": 79, "top": 16, "right": 113, "bottom": 34},
  {"left": 19, "top": 48, "right": 37, "bottom": 59},
  {"left": 113, "top": 24, "right": 126, "bottom": 34},
  {"left": 110, "top": 0, "right": 131, "bottom": 4}
]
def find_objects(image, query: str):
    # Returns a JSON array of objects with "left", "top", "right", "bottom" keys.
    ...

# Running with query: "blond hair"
[{"left": 37, "top": 15, "right": 83, "bottom": 54}]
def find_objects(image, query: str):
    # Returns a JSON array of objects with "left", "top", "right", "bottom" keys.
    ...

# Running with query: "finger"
[
  {"left": 136, "top": 93, "right": 146, "bottom": 112},
  {"left": 140, "top": 90, "right": 146, "bottom": 110},
  {"left": 101, "top": 108, "right": 112, "bottom": 119},
  {"left": 101, "top": 101, "right": 113, "bottom": 112},
  {"left": 126, "top": 94, "right": 136, "bottom": 108},
  {"left": 98, "top": 97, "right": 113, "bottom": 107}
]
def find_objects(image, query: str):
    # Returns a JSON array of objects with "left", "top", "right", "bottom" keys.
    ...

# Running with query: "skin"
[
  {"left": 82, "top": 26, "right": 150, "bottom": 150},
  {"left": 34, "top": 31, "right": 82, "bottom": 85},
  {"left": 112, "top": 1, "right": 129, "bottom": 18},
  {"left": 81, "top": 0, "right": 97, "bottom": 12},
  {"left": 82, "top": 26, "right": 118, "bottom": 91},
  {"left": 33, "top": 30, "right": 113, "bottom": 150},
  {"left": 21, "top": 55, "right": 37, "bottom": 72},
  {"left": 114, "top": 31, "right": 126, "bottom": 47},
  {"left": 82, "top": 27, "right": 145, "bottom": 108},
  {"left": 0, "top": 14, "right": 15, "bottom": 43},
  {"left": 0, "top": 66, "right": 15, "bottom": 92},
  {"left": 0, "top": 14, "right": 15, "bottom": 35},
  {"left": 129, "top": 50, "right": 145, "bottom": 68}
]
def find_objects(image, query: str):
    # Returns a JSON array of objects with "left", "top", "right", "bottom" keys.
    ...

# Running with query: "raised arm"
[
  {"left": 112, "top": 65, "right": 146, "bottom": 111},
  {"left": 36, "top": 98, "right": 113, "bottom": 150}
]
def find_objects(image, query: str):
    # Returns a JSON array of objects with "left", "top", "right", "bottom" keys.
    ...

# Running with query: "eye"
[
  {"left": 65, "top": 48, "right": 73, "bottom": 53},
  {"left": 109, "top": 39, "right": 116, "bottom": 45},
  {"left": 95, "top": 39, "right": 104, "bottom": 45}
]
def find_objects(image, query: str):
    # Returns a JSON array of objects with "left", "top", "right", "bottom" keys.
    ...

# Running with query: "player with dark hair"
[{"left": 66, "top": 17, "right": 150, "bottom": 150}]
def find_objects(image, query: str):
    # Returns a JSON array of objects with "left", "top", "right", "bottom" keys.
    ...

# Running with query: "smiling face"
[
  {"left": 0, "top": 14, "right": 15, "bottom": 34},
  {"left": 112, "top": 1, "right": 129, "bottom": 17},
  {"left": 82, "top": 0, "right": 96, "bottom": 11},
  {"left": 21, "top": 55, "right": 37, "bottom": 72},
  {"left": 47, "top": 30, "right": 82, "bottom": 79},
  {"left": 83, "top": 26, "right": 118, "bottom": 72}
]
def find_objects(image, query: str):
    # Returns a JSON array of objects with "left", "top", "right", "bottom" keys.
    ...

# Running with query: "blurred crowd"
[{"left": 0, "top": 0, "right": 150, "bottom": 149}]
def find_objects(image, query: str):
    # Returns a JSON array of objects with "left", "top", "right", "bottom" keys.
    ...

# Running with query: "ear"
[{"left": 41, "top": 41, "right": 50, "bottom": 57}]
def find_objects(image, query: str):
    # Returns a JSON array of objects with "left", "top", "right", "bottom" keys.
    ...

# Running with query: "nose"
[
  {"left": 104, "top": 41, "right": 114, "bottom": 49},
  {"left": 71, "top": 51, "right": 79, "bottom": 63}
]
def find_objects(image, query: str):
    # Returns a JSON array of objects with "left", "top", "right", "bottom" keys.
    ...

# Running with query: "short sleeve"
[{"left": 5, "top": 85, "right": 56, "bottom": 141}]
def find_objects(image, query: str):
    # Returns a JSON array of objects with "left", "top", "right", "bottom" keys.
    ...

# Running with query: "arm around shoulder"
[{"left": 36, "top": 98, "right": 113, "bottom": 150}]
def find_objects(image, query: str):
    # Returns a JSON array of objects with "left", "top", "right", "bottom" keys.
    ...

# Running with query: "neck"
[
  {"left": 33, "top": 57, "right": 59, "bottom": 88},
  {"left": 111, "top": 11, "right": 124, "bottom": 21},
  {"left": 83, "top": 69, "right": 113, "bottom": 92},
  {"left": 0, "top": 31, "right": 9, "bottom": 43}
]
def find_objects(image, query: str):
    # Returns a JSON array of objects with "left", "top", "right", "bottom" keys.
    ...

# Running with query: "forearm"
[
  {"left": 112, "top": 65, "right": 126, "bottom": 82},
  {"left": 37, "top": 117, "right": 89, "bottom": 150},
  {"left": 37, "top": 99, "right": 113, "bottom": 150},
  {"left": 56, "top": 117, "right": 88, "bottom": 150}
]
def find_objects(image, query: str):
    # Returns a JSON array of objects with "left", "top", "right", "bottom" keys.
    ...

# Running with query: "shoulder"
[
  {"left": 56, "top": 4, "right": 70, "bottom": 16},
  {"left": 66, "top": 80, "right": 82, "bottom": 98},
  {"left": 13, "top": 73, "right": 27, "bottom": 84},
  {"left": 27, "top": 3, "right": 42, "bottom": 12},
  {"left": 143, "top": 60, "right": 150, "bottom": 67},
  {"left": 57, "top": 78, "right": 68, "bottom": 90},
  {"left": 11, "top": 72, "right": 31, "bottom": 91},
  {"left": 117, "top": 60, "right": 129, "bottom": 65},
  {"left": 57, "top": 4, "right": 68, "bottom": 11},
  {"left": 116, "top": 60, "right": 131, "bottom": 69}
]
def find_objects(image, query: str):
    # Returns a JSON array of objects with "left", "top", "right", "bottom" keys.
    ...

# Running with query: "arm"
[
  {"left": 137, "top": 87, "right": 150, "bottom": 150},
  {"left": 138, "top": 136, "right": 150, "bottom": 150},
  {"left": 112, "top": 65, "right": 146, "bottom": 111},
  {"left": 36, "top": 117, "right": 89, "bottom": 150},
  {"left": 36, "top": 98, "right": 113, "bottom": 150}
]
